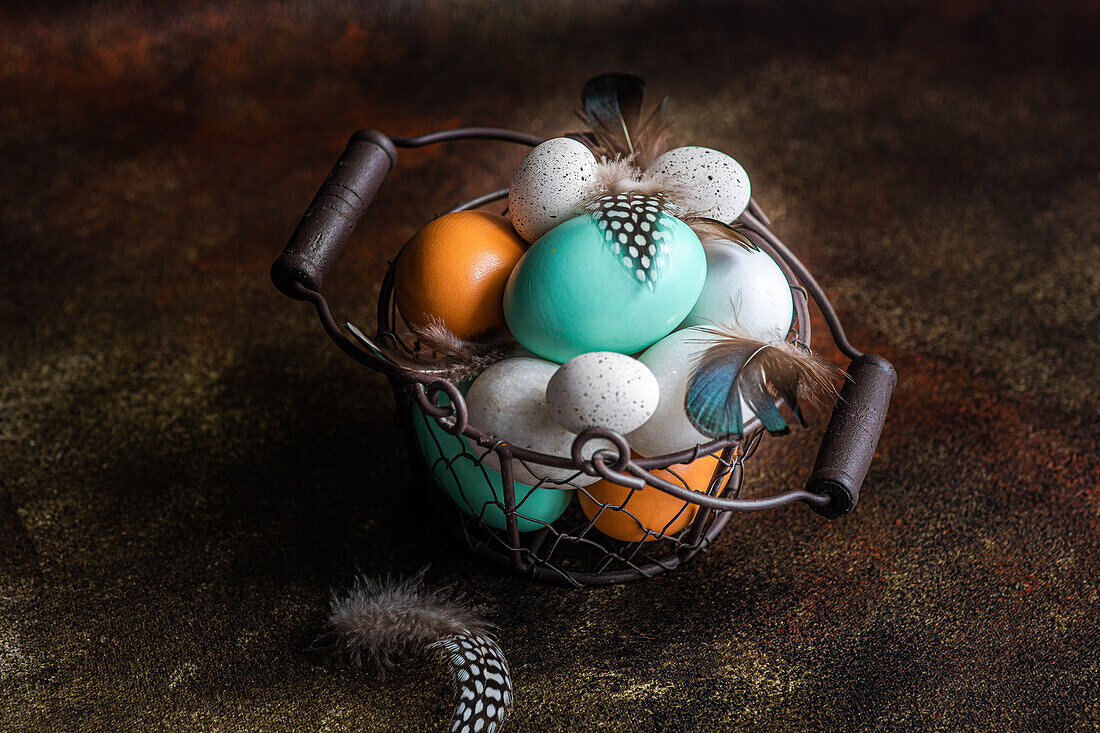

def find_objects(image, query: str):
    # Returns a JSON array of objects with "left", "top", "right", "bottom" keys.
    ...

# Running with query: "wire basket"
[{"left": 272, "top": 127, "right": 896, "bottom": 586}]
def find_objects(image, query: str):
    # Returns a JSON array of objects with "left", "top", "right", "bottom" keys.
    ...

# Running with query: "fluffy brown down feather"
[
  {"left": 581, "top": 158, "right": 694, "bottom": 214},
  {"left": 327, "top": 570, "right": 491, "bottom": 670},
  {"left": 345, "top": 318, "right": 515, "bottom": 383}
]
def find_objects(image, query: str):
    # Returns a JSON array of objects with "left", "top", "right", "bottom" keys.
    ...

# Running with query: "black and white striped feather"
[{"left": 326, "top": 571, "right": 513, "bottom": 732}]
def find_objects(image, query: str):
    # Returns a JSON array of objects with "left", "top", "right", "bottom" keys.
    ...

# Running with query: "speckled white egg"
[
  {"left": 646, "top": 146, "right": 751, "bottom": 223},
  {"left": 508, "top": 137, "right": 597, "bottom": 243},
  {"left": 680, "top": 239, "right": 794, "bottom": 341},
  {"left": 466, "top": 356, "right": 603, "bottom": 486},
  {"left": 627, "top": 328, "right": 755, "bottom": 457},
  {"left": 545, "top": 352, "right": 660, "bottom": 436}
]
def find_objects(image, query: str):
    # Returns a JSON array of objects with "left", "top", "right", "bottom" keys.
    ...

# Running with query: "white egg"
[
  {"left": 646, "top": 146, "right": 751, "bottom": 223},
  {"left": 680, "top": 239, "right": 794, "bottom": 341},
  {"left": 508, "top": 137, "right": 598, "bottom": 243},
  {"left": 627, "top": 328, "right": 755, "bottom": 457},
  {"left": 466, "top": 356, "right": 602, "bottom": 486},
  {"left": 545, "top": 352, "right": 660, "bottom": 435}
]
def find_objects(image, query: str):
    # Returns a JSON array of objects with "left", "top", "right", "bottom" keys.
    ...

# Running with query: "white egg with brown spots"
[
  {"left": 646, "top": 146, "right": 751, "bottom": 223},
  {"left": 508, "top": 137, "right": 598, "bottom": 243},
  {"left": 465, "top": 356, "right": 602, "bottom": 487},
  {"left": 545, "top": 352, "right": 660, "bottom": 435}
]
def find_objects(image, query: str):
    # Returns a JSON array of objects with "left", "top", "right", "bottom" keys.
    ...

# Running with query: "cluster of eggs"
[{"left": 395, "top": 138, "right": 795, "bottom": 541}]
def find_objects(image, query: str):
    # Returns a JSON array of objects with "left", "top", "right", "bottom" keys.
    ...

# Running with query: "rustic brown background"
[{"left": 2, "top": 1, "right": 1098, "bottom": 730}]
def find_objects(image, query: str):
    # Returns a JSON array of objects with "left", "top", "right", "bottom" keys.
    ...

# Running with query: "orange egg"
[
  {"left": 579, "top": 452, "right": 731, "bottom": 542},
  {"left": 394, "top": 211, "right": 526, "bottom": 339}
]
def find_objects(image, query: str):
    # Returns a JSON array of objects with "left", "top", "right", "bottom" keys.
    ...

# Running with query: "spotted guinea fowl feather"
[
  {"left": 588, "top": 192, "right": 677, "bottom": 291},
  {"left": 432, "top": 633, "right": 513, "bottom": 733},
  {"left": 686, "top": 329, "right": 841, "bottom": 437},
  {"left": 327, "top": 571, "right": 513, "bottom": 733}
]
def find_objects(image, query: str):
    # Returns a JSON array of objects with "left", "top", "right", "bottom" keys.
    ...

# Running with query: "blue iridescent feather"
[{"left": 685, "top": 332, "right": 839, "bottom": 438}]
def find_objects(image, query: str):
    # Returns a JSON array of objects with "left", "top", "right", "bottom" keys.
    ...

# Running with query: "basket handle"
[
  {"left": 807, "top": 353, "right": 896, "bottom": 518},
  {"left": 271, "top": 130, "right": 397, "bottom": 299}
]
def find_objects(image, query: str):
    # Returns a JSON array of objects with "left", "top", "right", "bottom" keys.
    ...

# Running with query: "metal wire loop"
[
  {"left": 591, "top": 452, "right": 646, "bottom": 488},
  {"left": 571, "top": 427, "right": 631, "bottom": 474},
  {"left": 415, "top": 380, "right": 469, "bottom": 435}
]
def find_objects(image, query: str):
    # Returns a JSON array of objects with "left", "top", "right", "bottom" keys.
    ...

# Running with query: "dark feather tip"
[
  {"left": 577, "top": 72, "right": 675, "bottom": 167},
  {"left": 687, "top": 218, "right": 760, "bottom": 252},
  {"left": 582, "top": 73, "right": 645, "bottom": 126}
]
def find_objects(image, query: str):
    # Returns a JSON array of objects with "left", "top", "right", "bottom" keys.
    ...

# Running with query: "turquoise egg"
[
  {"left": 409, "top": 397, "right": 573, "bottom": 532},
  {"left": 503, "top": 209, "right": 706, "bottom": 363}
]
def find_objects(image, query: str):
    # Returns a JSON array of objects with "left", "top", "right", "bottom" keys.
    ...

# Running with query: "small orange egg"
[
  {"left": 579, "top": 452, "right": 731, "bottom": 542},
  {"left": 394, "top": 211, "right": 526, "bottom": 339}
]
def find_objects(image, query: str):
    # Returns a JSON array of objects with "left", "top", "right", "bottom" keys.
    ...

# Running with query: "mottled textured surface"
[{"left": 2, "top": 1, "right": 1098, "bottom": 730}]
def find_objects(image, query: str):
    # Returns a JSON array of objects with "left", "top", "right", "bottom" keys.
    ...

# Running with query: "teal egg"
[
  {"left": 503, "top": 208, "right": 706, "bottom": 363},
  {"left": 409, "top": 398, "right": 573, "bottom": 532}
]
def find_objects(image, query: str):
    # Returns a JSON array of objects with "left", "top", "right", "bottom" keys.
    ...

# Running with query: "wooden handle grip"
[
  {"left": 271, "top": 130, "right": 397, "bottom": 299},
  {"left": 808, "top": 354, "right": 896, "bottom": 518}
]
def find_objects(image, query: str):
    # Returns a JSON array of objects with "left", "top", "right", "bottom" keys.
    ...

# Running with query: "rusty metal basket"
[{"left": 271, "top": 127, "right": 896, "bottom": 586}]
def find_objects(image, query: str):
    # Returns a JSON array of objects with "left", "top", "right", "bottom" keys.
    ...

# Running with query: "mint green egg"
[
  {"left": 409, "top": 399, "right": 573, "bottom": 532},
  {"left": 503, "top": 212, "right": 706, "bottom": 363}
]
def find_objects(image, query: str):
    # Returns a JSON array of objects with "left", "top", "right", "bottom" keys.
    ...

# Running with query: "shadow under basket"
[{"left": 271, "top": 127, "right": 897, "bottom": 586}]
